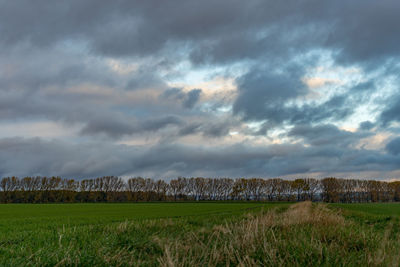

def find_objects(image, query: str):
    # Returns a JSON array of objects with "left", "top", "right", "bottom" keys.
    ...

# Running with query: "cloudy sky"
[{"left": 1, "top": 0, "right": 400, "bottom": 179}]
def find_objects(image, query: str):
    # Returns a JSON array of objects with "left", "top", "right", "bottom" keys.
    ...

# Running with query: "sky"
[{"left": 0, "top": 0, "right": 400, "bottom": 180}]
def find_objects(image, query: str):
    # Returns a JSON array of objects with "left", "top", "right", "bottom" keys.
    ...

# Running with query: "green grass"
[
  {"left": 331, "top": 202, "right": 400, "bottom": 216},
  {"left": 0, "top": 202, "right": 271, "bottom": 231},
  {"left": 1, "top": 202, "right": 400, "bottom": 266},
  {"left": 0, "top": 202, "right": 288, "bottom": 266}
]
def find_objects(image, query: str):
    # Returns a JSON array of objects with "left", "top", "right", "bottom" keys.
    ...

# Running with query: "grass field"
[
  {"left": 0, "top": 202, "right": 270, "bottom": 232},
  {"left": 332, "top": 202, "right": 400, "bottom": 216},
  {"left": 0, "top": 202, "right": 287, "bottom": 266},
  {"left": 1, "top": 202, "right": 400, "bottom": 266}
]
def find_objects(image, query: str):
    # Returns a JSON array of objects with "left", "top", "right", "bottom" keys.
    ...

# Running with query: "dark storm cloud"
[
  {"left": 0, "top": 0, "right": 400, "bottom": 178},
  {"left": 125, "top": 72, "right": 166, "bottom": 91},
  {"left": 162, "top": 88, "right": 185, "bottom": 99},
  {"left": 0, "top": 137, "right": 399, "bottom": 179},
  {"left": 162, "top": 88, "right": 202, "bottom": 109},
  {"left": 290, "top": 95, "right": 353, "bottom": 125},
  {"left": 359, "top": 121, "right": 375, "bottom": 131},
  {"left": 183, "top": 89, "right": 202, "bottom": 109},
  {"left": 0, "top": 0, "right": 249, "bottom": 57},
  {"left": 379, "top": 92, "right": 400, "bottom": 127},
  {"left": 0, "top": 47, "right": 192, "bottom": 139},
  {"left": 1, "top": 0, "right": 399, "bottom": 64},
  {"left": 78, "top": 115, "right": 182, "bottom": 138},
  {"left": 0, "top": 86, "right": 186, "bottom": 139},
  {"left": 233, "top": 67, "right": 356, "bottom": 128},
  {"left": 289, "top": 124, "right": 371, "bottom": 147},
  {"left": 178, "top": 119, "right": 233, "bottom": 138},
  {"left": 0, "top": 48, "right": 117, "bottom": 93},
  {"left": 78, "top": 115, "right": 184, "bottom": 138},
  {"left": 233, "top": 66, "right": 307, "bottom": 122},
  {"left": 386, "top": 138, "right": 400, "bottom": 156},
  {"left": 323, "top": 1, "right": 400, "bottom": 65}
]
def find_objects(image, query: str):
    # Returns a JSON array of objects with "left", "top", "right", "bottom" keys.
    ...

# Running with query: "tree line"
[{"left": 1, "top": 176, "right": 400, "bottom": 203}]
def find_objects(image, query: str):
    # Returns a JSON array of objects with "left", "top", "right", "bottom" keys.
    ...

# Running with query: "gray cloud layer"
[
  {"left": 1, "top": 137, "right": 399, "bottom": 179},
  {"left": 0, "top": 1, "right": 400, "bottom": 178}
]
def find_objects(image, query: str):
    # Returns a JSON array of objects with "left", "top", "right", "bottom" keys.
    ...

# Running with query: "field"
[
  {"left": 1, "top": 202, "right": 400, "bottom": 266},
  {"left": 0, "top": 203, "right": 270, "bottom": 232},
  {"left": 331, "top": 202, "right": 400, "bottom": 216}
]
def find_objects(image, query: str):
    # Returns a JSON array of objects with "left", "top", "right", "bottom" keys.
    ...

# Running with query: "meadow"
[{"left": 1, "top": 202, "right": 400, "bottom": 266}]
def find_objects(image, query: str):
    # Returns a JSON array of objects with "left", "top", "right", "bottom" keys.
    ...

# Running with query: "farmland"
[
  {"left": 332, "top": 202, "right": 400, "bottom": 216},
  {"left": 1, "top": 202, "right": 400, "bottom": 266},
  {"left": 0, "top": 202, "right": 269, "bottom": 231}
]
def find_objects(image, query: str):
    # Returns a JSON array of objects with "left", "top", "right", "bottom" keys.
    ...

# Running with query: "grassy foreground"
[{"left": 0, "top": 202, "right": 400, "bottom": 266}]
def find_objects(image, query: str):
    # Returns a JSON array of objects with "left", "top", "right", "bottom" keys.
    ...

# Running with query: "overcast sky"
[{"left": 1, "top": 0, "right": 400, "bottom": 179}]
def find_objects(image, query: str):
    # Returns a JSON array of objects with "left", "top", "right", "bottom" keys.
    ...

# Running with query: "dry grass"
[
  {"left": 281, "top": 201, "right": 345, "bottom": 226},
  {"left": 371, "top": 220, "right": 400, "bottom": 267},
  {"left": 157, "top": 201, "right": 399, "bottom": 267}
]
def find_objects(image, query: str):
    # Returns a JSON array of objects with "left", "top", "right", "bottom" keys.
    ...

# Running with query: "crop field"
[
  {"left": 331, "top": 202, "right": 400, "bottom": 216},
  {"left": 0, "top": 202, "right": 286, "bottom": 266},
  {"left": 0, "top": 203, "right": 270, "bottom": 232},
  {"left": 1, "top": 202, "right": 400, "bottom": 266}
]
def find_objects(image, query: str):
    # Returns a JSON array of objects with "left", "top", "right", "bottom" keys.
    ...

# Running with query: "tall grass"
[
  {"left": 158, "top": 202, "right": 400, "bottom": 266},
  {"left": 1, "top": 202, "right": 399, "bottom": 266}
]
